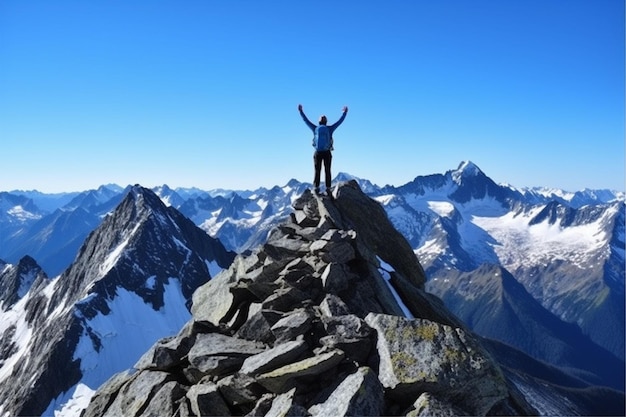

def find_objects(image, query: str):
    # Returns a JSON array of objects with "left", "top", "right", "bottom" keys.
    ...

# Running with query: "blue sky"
[{"left": 1, "top": 0, "right": 623, "bottom": 193}]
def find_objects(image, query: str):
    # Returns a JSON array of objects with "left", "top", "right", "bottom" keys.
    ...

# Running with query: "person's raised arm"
[
  {"left": 329, "top": 106, "right": 348, "bottom": 130},
  {"left": 298, "top": 104, "right": 316, "bottom": 131}
]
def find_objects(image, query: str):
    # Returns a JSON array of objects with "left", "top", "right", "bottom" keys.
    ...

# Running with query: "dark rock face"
[
  {"left": 0, "top": 255, "right": 48, "bottom": 309},
  {"left": 83, "top": 182, "right": 538, "bottom": 417}
]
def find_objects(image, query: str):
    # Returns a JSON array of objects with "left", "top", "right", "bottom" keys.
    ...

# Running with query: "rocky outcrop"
[
  {"left": 82, "top": 181, "right": 534, "bottom": 416},
  {"left": 0, "top": 255, "right": 48, "bottom": 310}
]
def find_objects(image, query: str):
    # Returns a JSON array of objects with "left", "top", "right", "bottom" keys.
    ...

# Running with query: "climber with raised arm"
[{"left": 298, "top": 104, "right": 348, "bottom": 195}]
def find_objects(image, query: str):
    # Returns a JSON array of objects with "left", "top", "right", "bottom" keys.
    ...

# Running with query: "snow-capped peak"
[{"left": 451, "top": 160, "right": 484, "bottom": 184}]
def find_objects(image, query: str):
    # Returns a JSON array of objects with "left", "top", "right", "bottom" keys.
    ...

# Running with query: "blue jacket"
[{"left": 299, "top": 109, "right": 347, "bottom": 150}]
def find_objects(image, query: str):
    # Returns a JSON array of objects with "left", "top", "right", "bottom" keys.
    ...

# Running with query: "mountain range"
[{"left": 0, "top": 161, "right": 623, "bottom": 415}]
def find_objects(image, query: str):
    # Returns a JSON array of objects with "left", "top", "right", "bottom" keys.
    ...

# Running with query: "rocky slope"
[{"left": 82, "top": 182, "right": 624, "bottom": 416}]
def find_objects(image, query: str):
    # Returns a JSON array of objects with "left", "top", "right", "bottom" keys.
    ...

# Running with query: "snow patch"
[
  {"left": 145, "top": 275, "right": 157, "bottom": 290},
  {"left": 48, "top": 278, "right": 191, "bottom": 417},
  {"left": 472, "top": 205, "right": 611, "bottom": 270},
  {"left": 7, "top": 205, "right": 41, "bottom": 221},
  {"left": 378, "top": 257, "right": 414, "bottom": 319},
  {"left": 100, "top": 239, "right": 129, "bottom": 276},
  {"left": 375, "top": 194, "right": 396, "bottom": 205},
  {"left": 427, "top": 201, "right": 455, "bottom": 218},
  {"left": 42, "top": 383, "right": 96, "bottom": 417},
  {"left": 0, "top": 295, "right": 34, "bottom": 384},
  {"left": 99, "top": 222, "right": 142, "bottom": 276}
]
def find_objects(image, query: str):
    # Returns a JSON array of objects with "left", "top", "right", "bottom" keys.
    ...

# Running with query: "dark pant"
[{"left": 313, "top": 150, "right": 332, "bottom": 189}]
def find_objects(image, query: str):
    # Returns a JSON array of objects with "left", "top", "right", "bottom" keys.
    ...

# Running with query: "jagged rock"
[
  {"left": 320, "top": 241, "right": 356, "bottom": 264},
  {"left": 186, "top": 382, "right": 231, "bottom": 416},
  {"left": 245, "top": 393, "right": 275, "bottom": 417},
  {"left": 261, "top": 285, "right": 310, "bottom": 312},
  {"left": 339, "top": 267, "right": 402, "bottom": 318},
  {"left": 81, "top": 371, "right": 134, "bottom": 417},
  {"left": 364, "top": 313, "right": 508, "bottom": 415},
  {"left": 294, "top": 191, "right": 322, "bottom": 221},
  {"left": 264, "top": 388, "right": 309, "bottom": 417},
  {"left": 264, "top": 233, "right": 310, "bottom": 259},
  {"left": 320, "top": 262, "right": 351, "bottom": 294},
  {"left": 320, "top": 228, "right": 357, "bottom": 243},
  {"left": 281, "top": 257, "right": 314, "bottom": 274},
  {"left": 236, "top": 309, "right": 283, "bottom": 344},
  {"left": 308, "top": 367, "right": 384, "bottom": 417},
  {"left": 190, "top": 333, "right": 266, "bottom": 357},
  {"left": 292, "top": 209, "right": 316, "bottom": 227},
  {"left": 321, "top": 314, "right": 371, "bottom": 339},
  {"left": 217, "top": 373, "right": 263, "bottom": 407},
  {"left": 134, "top": 335, "right": 183, "bottom": 371},
  {"left": 390, "top": 271, "right": 463, "bottom": 328},
  {"left": 138, "top": 381, "right": 187, "bottom": 417},
  {"left": 319, "top": 314, "right": 373, "bottom": 363},
  {"left": 192, "top": 355, "right": 245, "bottom": 379},
  {"left": 187, "top": 333, "right": 265, "bottom": 376},
  {"left": 0, "top": 325, "right": 17, "bottom": 365},
  {"left": 0, "top": 255, "right": 48, "bottom": 309},
  {"left": 99, "top": 370, "right": 172, "bottom": 417},
  {"left": 309, "top": 239, "right": 328, "bottom": 253},
  {"left": 280, "top": 260, "right": 317, "bottom": 291},
  {"left": 310, "top": 235, "right": 357, "bottom": 265},
  {"left": 240, "top": 339, "right": 309, "bottom": 376},
  {"left": 191, "top": 265, "right": 237, "bottom": 325},
  {"left": 256, "top": 350, "right": 345, "bottom": 393},
  {"left": 282, "top": 273, "right": 321, "bottom": 299},
  {"left": 270, "top": 308, "right": 314, "bottom": 343},
  {"left": 319, "top": 293, "right": 351, "bottom": 317},
  {"left": 333, "top": 180, "right": 426, "bottom": 289},
  {"left": 134, "top": 320, "right": 197, "bottom": 371}
]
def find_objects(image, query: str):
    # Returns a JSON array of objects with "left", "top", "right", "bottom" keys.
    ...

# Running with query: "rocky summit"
[{"left": 81, "top": 181, "right": 537, "bottom": 416}]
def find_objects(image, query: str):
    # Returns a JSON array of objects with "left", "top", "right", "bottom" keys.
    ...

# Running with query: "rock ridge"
[{"left": 82, "top": 181, "right": 534, "bottom": 416}]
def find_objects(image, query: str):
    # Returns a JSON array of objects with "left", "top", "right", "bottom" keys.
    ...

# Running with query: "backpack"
[{"left": 313, "top": 125, "right": 332, "bottom": 151}]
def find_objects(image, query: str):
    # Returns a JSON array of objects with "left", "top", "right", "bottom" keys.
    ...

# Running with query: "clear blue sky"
[{"left": 1, "top": 0, "right": 623, "bottom": 193}]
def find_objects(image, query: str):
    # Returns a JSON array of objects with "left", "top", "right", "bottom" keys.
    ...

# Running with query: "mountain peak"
[
  {"left": 127, "top": 184, "right": 169, "bottom": 212},
  {"left": 0, "top": 185, "right": 237, "bottom": 417},
  {"left": 452, "top": 160, "right": 484, "bottom": 182},
  {"left": 0, "top": 255, "right": 47, "bottom": 309}
]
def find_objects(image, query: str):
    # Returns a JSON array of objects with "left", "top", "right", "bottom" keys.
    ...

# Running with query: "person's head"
[{"left": 319, "top": 115, "right": 327, "bottom": 125}]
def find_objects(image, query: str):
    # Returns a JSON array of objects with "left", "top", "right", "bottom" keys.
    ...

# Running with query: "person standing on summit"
[{"left": 298, "top": 104, "right": 348, "bottom": 195}]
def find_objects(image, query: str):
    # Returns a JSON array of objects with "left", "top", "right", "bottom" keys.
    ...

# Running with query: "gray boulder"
[
  {"left": 263, "top": 388, "right": 309, "bottom": 417},
  {"left": 240, "top": 339, "right": 309, "bottom": 376},
  {"left": 256, "top": 350, "right": 345, "bottom": 393},
  {"left": 187, "top": 333, "right": 265, "bottom": 377},
  {"left": 365, "top": 313, "right": 508, "bottom": 415},
  {"left": 308, "top": 367, "right": 384, "bottom": 417},
  {"left": 186, "top": 382, "right": 231, "bottom": 416},
  {"left": 270, "top": 308, "right": 314, "bottom": 343},
  {"left": 99, "top": 370, "right": 172, "bottom": 417}
]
